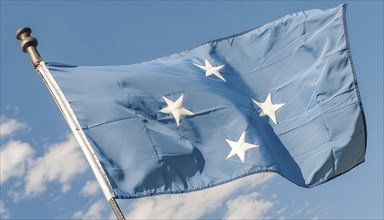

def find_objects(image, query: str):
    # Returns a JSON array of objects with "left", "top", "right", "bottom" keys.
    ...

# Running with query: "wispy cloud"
[
  {"left": 5, "top": 105, "right": 21, "bottom": 115},
  {"left": 224, "top": 192, "right": 273, "bottom": 219},
  {"left": 0, "top": 200, "right": 11, "bottom": 219},
  {"left": 276, "top": 200, "right": 329, "bottom": 220},
  {"left": 124, "top": 173, "right": 275, "bottom": 219},
  {"left": 72, "top": 199, "right": 111, "bottom": 220},
  {"left": 81, "top": 180, "right": 101, "bottom": 197},
  {"left": 0, "top": 116, "right": 26, "bottom": 137},
  {"left": 0, "top": 140, "right": 35, "bottom": 184}
]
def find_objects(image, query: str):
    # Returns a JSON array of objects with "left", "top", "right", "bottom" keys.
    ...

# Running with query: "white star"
[
  {"left": 225, "top": 131, "right": 259, "bottom": 163},
  {"left": 193, "top": 59, "right": 226, "bottom": 82},
  {"left": 252, "top": 93, "right": 285, "bottom": 124},
  {"left": 159, "top": 94, "right": 194, "bottom": 127}
]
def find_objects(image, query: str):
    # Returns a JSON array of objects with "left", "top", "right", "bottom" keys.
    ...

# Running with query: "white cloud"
[
  {"left": 22, "top": 134, "right": 88, "bottom": 198},
  {"left": 124, "top": 173, "right": 275, "bottom": 219},
  {"left": 0, "top": 140, "right": 35, "bottom": 184},
  {"left": 81, "top": 180, "right": 101, "bottom": 197},
  {"left": 224, "top": 192, "right": 273, "bottom": 219},
  {"left": 0, "top": 117, "right": 26, "bottom": 137},
  {"left": 0, "top": 200, "right": 11, "bottom": 219},
  {"left": 72, "top": 199, "right": 110, "bottom": 220}
]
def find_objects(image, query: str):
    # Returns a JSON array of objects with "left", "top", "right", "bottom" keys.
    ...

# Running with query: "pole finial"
[{"left": 16, "top": 27, "right": 42, "bottom": 68}]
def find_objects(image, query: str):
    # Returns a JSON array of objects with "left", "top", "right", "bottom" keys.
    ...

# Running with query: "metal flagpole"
[{"left": 16, "top": 27, "right": 126, "bottom": 220}]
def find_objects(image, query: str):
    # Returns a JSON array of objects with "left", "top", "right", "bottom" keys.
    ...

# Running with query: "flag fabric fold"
[{"left": 46, "top": 4, "right": 366, "bottom": 199}]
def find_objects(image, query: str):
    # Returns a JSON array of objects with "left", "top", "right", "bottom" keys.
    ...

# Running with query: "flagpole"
[{"left": 16, "top": 27, "right": 126, "bottom": 220}]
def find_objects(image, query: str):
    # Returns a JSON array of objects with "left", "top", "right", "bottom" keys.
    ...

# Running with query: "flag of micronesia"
[{"left": 46, "top": 4, "right": 366, "bottom": 199}]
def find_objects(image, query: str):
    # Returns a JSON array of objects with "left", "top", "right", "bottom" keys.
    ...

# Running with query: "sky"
[{"left": 0, "top": 1, "right": 383, "bottom": 219}]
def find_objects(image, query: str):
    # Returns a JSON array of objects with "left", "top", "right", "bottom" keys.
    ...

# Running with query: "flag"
[{"left": 45, "top": 4, "right": 366, "bottom": 199}]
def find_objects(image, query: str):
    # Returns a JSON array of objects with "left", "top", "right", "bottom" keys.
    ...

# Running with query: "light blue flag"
[{"left": 46, "top": 4, "right": 366, "bottom": 199}]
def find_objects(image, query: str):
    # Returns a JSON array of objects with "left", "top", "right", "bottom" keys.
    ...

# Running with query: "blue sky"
[{"left": 1, "top": 1, "right": 383, "bottom": 219}]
